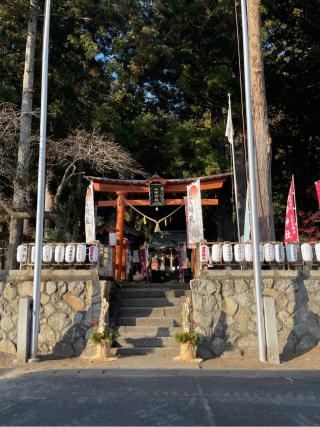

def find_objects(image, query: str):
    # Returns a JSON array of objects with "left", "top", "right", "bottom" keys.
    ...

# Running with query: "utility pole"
[
  {"left": 240, "top": 0, "right": 267, "bottom": 362},
  {"left": 29, "top": 0, "right": 51, "bottom": 362}
]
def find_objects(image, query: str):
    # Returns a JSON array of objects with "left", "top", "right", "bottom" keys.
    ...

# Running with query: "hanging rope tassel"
[
  {"left": 125, "top": 201, "right": 184, "bottom": 233},
  {"left": 154, "top": 222, "right": 161, "bottom": 233}
]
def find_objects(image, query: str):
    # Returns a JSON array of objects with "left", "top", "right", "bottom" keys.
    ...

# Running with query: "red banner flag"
[
  {"left": 284, "top": 179, "right": 299, "bottom": 243},
  {"left": 315, "top": 180, "right": 320, "bottom": 209}
]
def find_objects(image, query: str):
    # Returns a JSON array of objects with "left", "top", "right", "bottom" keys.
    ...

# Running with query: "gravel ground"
[{"left": 1, "top": 346, "right": 320, "bottom": 375}]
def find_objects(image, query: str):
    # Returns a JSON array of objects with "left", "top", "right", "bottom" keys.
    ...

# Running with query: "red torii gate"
[{"left": 86, "top": 173, "right": 230, "bottom": 280}]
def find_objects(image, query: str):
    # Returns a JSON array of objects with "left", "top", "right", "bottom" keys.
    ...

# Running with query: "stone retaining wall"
[
  {"left": 191, "top": 270, "right": 320, "bottom": 359},
  {"left": 0, "top": 270, "right": 112, "bottom": 357}
]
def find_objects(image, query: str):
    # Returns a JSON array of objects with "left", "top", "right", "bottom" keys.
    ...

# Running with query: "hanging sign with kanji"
[
  {"left": 186, "top": 179, "right": 204, "bottom": 247},
  {"left": 149, "top": 183, "right": 164, "bottom": 206}
]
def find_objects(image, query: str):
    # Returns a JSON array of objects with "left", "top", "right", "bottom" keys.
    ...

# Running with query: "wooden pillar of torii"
[
  {"left": 115, "top": 191, "right": 126, "bottom": 280},
  {"left": 89, "top": 173, "right": 230, "bottom": 281}
]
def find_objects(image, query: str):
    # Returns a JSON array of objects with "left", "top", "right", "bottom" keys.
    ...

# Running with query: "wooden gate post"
[{"left": 115, "top": 192, "right": 126, "bottom": 280}]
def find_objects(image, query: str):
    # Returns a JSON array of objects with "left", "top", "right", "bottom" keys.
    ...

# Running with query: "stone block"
[
  {"left": 40, "top": 293, "right": 50, "bottom": 305},
  {"left": 0, "top": 339, "right": 16, "bottom": 354},
  {"left": 44, "top": 302, "right": 55, "bottom": 318},
  {"left": 63, "top": 293, "right": 85, "bottom": 311},
  {"left": 263, "top": 278, "right": 274, "bottom": 289},
  {"left": 287, "top": 302, "right": 295, "bottom": 314},
  {"left": 57, "top": 281, "right": 67, "bottom": 296},
  {"left": 263, "top": 288, "right": 279, "bottom": 300},
  {"left": 46, "top": 281, "right": 57, "bottom": 295},
  {"left": 221, "top": 280, "right": 235, "bottom": 297},
  {"left": 18, "top": 282, "right": 33, "bottom": 297},
  {"left": 3, "top": 286, "right": 17, "bottom": 301},
  {"left": 234, "top": 279, "right": 249, "bottom": 294},
  {"left": 236, "top": 334, "right": 258, "bottom": 352},
  {"left": 263, "top": 296, "right": 280, "bottom": 364},
  {"left": 1, "top": 316, "right": 14, "bottom": 332},
  {"left": 222, "top": 297, "right": 238, "bottom": 316},
  {"left": 68, "top": 281, "right": 85, "bottom": 297},
  {"left": 48, "top": 312, "right": 72, "bottom": 332},
  {"left": 38, "top": 324, "right": 56, "bottom": 344}
]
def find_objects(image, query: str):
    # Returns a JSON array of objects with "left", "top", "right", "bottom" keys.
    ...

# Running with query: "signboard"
[
  {"left": 149, "top": 184, "right": 164, "bottom": 206},
  {"left": 186, "top": 179, "right": 204, "bottom": 247},
  {"left": 85, "top": 182, "right": 96, "bottom": 243}
]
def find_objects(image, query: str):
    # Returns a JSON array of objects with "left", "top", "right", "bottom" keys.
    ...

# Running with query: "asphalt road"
[{"left": 1, "top": 369, "right": 320, "bottom": 426}]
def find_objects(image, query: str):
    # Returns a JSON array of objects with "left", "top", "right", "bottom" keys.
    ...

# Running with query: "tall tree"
[
  {"left": 247, "top": 0, "right": 275, "bottom": 240},
  {"left": 6, "top": 0, "right": 39, "bottom": 268}
]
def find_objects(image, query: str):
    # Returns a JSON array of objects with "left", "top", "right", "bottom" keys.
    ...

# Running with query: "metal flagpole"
[
  {"left": 29, "top": 0, "right": 51, "bottom": 362},
  {"left": 240, "top": 0, "right": 267, "bottom": 362},
  {"left": 229, "top": 94, "right": 241, "bottom": 242}
]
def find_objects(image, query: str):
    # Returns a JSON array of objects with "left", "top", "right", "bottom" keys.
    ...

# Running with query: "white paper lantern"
[
  {"left": 42, "top": 244, "right": 53, "bottom": 263},
  {"left": 211, "top": 244, "right": 222, "bottom": 263},
  {"left": 222, "top": 243, "right": 233, "bottom": 263},
  {"left": 301, "top": 243, "right": 313, "bottom": 263},
  {"left": 200, "top": 244, "right": 210, "bottom": 263},
  {"left": 275, "top": 243, "right": 285, "bottom": 263},
  {"left": 76, "top": 244, "right": 87, "bottom": 263},
  {"left": 234, "top": 244, "right": 244, "bottom": 263},
  {"left": 17, "top": 244, "right": 28, "bottom": 263},
  {"left": 244, "top": 243, "right": 253, "bottom": 262},
  {"left": 65, "top": 244, "right": 76, "bottom": 263},
  {"left": 286, "top": 243, "right": 298, "bottom": 263},
  {"left": 31, "top": 246, "right": 36, "bottom": 263},
  {"left": 315, "top": 243, "right": 320, "bottom": 262},
  {"left": 54, "top": 245, "right": 65, "bottom": 263},
  {"left": 89, "top": 245, "right": 99, "bottom": 263},
  {"left": 109, "top": 232, "right": 117, "bottom": 247},
  {"left": 264, "top": 243, "right": 275, "bottom": 263}
]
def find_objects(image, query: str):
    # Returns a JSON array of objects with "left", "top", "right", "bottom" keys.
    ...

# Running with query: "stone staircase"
[{"left": 114, "top": 282, "right": 190, "bottom": 357}]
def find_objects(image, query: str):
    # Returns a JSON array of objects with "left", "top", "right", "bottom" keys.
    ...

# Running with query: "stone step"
[
  {"left": 115, "top": 347, "right": 179, "bottom": 357},
  {"left": 115, "top": 317, "right": 181, "bottom": 327},
  {"left": 122, "top": 282, "right": 190, "bottom": 290},
  {"left": 116, "top": 336, "right": 178, "bottom": 349},
  {"left": 121, "top": 288, "right": 189, "bottom": 298},
  {"left": 118, "top": 306, "right": 181, "bottom": 318},
  {"left": 120, "top": 297, "right": 181, "bottom": 308},
  {"left": 117, "top": 326, "right": 180, "bottom": 337}
]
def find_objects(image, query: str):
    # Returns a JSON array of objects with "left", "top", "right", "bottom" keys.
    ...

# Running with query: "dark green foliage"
[
  {"left": 174, "top": 330, "right": 200, "bottom": 345},
  {"left": 90, "top": 326, "right": 119, "bottom": 344}
]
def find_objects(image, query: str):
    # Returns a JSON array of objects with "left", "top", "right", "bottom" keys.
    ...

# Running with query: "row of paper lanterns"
[
  {"left": 16, "top": 244, "right": 99, "bottom": 264},
  {"left": 200, "top": 242, "right": 320, "bottom": 264}
]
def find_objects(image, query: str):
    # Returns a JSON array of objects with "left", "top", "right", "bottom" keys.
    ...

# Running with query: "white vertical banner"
[
  {"left": 85, "top": 182, "right": 96, "bottom": 243},
  {"left": 186, "top": 179, "right": 204, "bottom": 247}
]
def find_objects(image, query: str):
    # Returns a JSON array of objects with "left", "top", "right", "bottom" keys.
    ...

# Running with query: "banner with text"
[
  {"left": 85, "top": 182, "right": 96, "bottom": 243},
  {"left": 284, "top": 179, "right": 299, "bottom": 243},
  {"left": 186, "top": 179, "right": 204, "bottom": 248},
  {"left": 315, "top": 180, "right": 320, "bottom": 209}
]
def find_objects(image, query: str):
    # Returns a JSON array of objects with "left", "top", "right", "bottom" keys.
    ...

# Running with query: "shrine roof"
[
  {"left": 84, "top": 173, "right": 230, "bottom": 194},
  {"left": 84, "top": 172, "right": 231, "bottom": 187}
]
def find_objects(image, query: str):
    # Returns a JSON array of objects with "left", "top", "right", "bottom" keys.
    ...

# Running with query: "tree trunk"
[
  {"left": 7, "top": 0, "right": 39, "bottom": 268},
  {"left": 247, "top": 0, "right": 275, "bottom": 241}
]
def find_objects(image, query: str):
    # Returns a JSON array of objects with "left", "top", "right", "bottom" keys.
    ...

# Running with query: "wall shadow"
[
  {"left": 197, "top": 311, "right": 237, "bottom": 360},
  {"left": 281, "top": 272, "right": 320, "bottom": 362}
]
